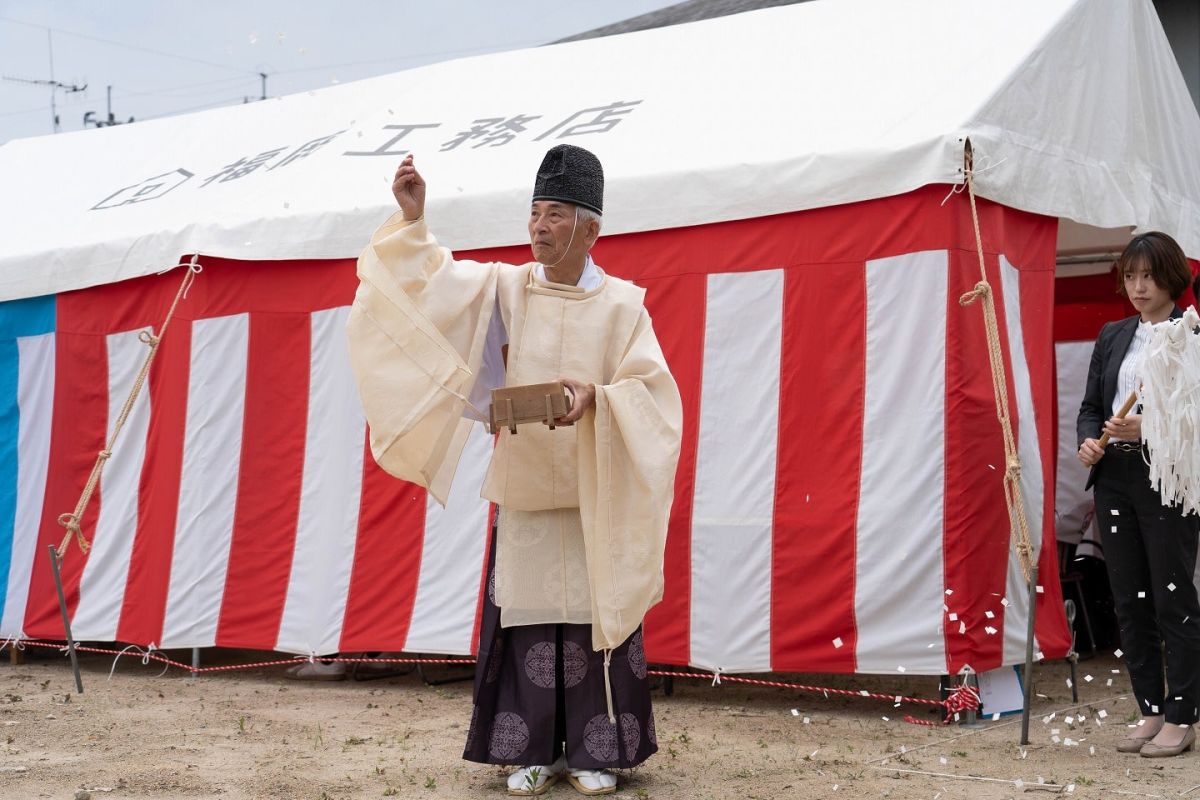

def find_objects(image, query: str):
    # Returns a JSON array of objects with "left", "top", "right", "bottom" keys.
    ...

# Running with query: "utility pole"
[
  {"left": 1, "top": 75, "right": 87, "bottom": 132},
  {"left": 84, "top": 85, "right": 135, "bottom": 128},
  {"left": 244, "top": 72, "right": 269, "bottom": 104}
]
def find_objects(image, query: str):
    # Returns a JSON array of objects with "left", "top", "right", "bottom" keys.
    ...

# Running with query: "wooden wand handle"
[{"left": 1097, "top": 390, "right": 1138, "bottom": 447}]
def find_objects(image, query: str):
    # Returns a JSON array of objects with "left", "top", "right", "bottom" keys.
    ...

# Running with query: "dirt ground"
[{"left": 1, "top": 647, "right": 1197, "bottom": 800}]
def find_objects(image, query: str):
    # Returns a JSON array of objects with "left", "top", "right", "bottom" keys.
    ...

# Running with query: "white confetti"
[
  {"left": 1110, "top": 509, "right": 1119, "bottom": 516},
  {"left": 791, "top": 708, "right": 799, "bottom": 716},
  {"left": 1084, "top": 675, "right": 1093, "bottom": 682},
  {"left": 1000, "top": 597, "right": 1010, "bottom": 607},
  {"left": 1098, "top": 709, "right": 1107, "bottom": 719},
  {"left": 896, "top": 666, "right": 906, "bottom": 673},
  {"left": 1137, "top": 591, "right": 1146, "bottom": 598},
  {"left": 984, "top": 610, "right": 995, "bottom": 619},
  {"left": 945, "top": 589, "right": 954, "bottom": 596},
  {"left": 1111, "top": 526, "right": 1118, "bottom": 533},
  {"left": 1168, "top": 582, "right": 1176, "bottom": 592},
  {"left": 984, "top": 626, "right": 998, "bottom": 635},
  {"left": 1114, "top": 648, "right": 1123, "bottom": 658},
  {"left": 1036, "top": 585, "right": 1044, "bottom": 594},
  {"left": 832, "top": 637, "right": 843, "bottom": 649},
  {"left": 948, "top": 613, "right": 958, "bottom": 621},
  {"left": 803, "top": 717, "right": 810, "bottom": 724}
]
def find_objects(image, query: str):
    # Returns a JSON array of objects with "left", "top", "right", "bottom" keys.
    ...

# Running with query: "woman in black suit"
[{"left": 1077, "top": 231, "right": 1200, "bottom": 758}]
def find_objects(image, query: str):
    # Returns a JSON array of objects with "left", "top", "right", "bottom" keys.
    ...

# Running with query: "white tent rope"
[
  {"left": 55, "top": 258, "right": 202, "bottom": 558},
  {"left": 957, "top": 143, "right": 1036, "bottom": 584}
]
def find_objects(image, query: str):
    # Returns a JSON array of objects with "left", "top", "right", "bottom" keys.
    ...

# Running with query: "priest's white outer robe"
[{"left": 346, "top": 211, "right": 682, "bottom": 653}]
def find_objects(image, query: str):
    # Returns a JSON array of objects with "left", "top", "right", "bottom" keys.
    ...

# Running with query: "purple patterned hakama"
[{"left": 462, "top": 521, "right": 657, "bottom": 769}]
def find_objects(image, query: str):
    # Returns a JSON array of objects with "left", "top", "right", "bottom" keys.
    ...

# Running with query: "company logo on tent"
[{"left": 92, "top": 168, "right": 194, "bottom": 210}]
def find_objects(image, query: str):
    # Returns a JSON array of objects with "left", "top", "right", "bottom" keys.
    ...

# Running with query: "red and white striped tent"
[{"left": 2, "top": 0, "right": 1199, "bottom": 677}]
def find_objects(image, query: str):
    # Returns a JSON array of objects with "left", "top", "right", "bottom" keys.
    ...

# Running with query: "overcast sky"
[{"left": 0, "top": 1, "right": 679, "bottom": 145}]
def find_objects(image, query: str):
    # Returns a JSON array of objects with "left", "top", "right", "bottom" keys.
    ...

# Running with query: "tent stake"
[
  {"left": 1019, "top": 564, "right": 1039, "bottom": 745},
  {"left": 47, "top": 544, "right": 83, "bottom": 694}
]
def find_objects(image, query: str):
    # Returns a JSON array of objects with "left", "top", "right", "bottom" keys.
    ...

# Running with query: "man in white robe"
[{"left": 347, "top": 144, "right": 682, "bottom": 796}]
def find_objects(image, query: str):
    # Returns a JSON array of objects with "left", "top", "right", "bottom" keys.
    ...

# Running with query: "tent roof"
[
  {"left": 2, "top": 0, "right": 1198, "bottom": 302},
  {"left": 553, "top": 0, "right": 805, "bottom": 42}
]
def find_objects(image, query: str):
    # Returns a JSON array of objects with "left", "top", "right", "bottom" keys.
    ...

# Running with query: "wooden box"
[{"left": 489, "top": 382, "right": 573, "bottom": 434}]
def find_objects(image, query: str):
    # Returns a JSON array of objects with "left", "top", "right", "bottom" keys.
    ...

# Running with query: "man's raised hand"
[{"left": 392, "top": 155, "right": 426, "bottom": 221}]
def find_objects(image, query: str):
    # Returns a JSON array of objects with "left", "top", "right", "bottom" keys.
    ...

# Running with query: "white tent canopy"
[{"left": 1, "top": 0, "right": 1198, "bottom": 302}]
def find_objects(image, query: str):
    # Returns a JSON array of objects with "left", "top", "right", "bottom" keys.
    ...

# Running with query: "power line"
[
  {"left": 270, "top": 36, "right": 550, "bottom": 76},
  {"left": 114, "top": 75, "right": 260, "bottom": 100},
  {"left": 0, "top": 104, "right": 50, "bottom": 118},
  {"left": 0, "top": 15, "right": 260, "bottom": 76},
  {"left": 137, "top": 94, "right": 256, "bottom": 121}
]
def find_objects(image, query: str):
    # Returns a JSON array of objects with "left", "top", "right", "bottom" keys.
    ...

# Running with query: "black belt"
[{"left": 1107, "top": 441, "right": 1143, "bottom": 453}]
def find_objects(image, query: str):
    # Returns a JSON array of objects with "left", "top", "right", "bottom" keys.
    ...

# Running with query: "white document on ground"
[{"left": 978, "top": 666, "right": 1024, "bottom": 717}]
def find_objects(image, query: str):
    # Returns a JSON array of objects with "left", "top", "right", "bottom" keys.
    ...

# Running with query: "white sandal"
[
  {"left": 507, "top": 755, "right": 565, "bottom": 796},
  {"left": 565, "top": 768, "right": 617, "bottom": 796}
]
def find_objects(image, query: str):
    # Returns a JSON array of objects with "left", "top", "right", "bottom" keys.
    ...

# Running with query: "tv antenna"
[{"left": 2, "top": 74, "right": 88, "bottom": 132}]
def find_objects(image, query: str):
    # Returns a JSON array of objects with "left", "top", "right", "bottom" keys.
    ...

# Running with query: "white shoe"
[
  {"left": 284, "top": 661, "right": 346, "bottom": 681},
  {"left": 565, "top": 768, "right": 617, "bottom": 796},
  {"left": 507, "top": 755, "right": 565, "bottom": 796}
]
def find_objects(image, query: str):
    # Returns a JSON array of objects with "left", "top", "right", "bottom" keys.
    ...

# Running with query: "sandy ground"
[{"left": 1, "top": 647, "right": 1198, "bottom": 800}]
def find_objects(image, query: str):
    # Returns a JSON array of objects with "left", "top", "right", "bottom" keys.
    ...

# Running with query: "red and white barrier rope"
[{"left": 3, "top": 639, "right": 980, "bottom": 725}]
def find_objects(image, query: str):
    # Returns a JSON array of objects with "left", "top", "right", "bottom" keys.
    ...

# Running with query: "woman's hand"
[
  {"left": 1077, "top": 437, "right": 1105, "bottom": 466},
  {"left": 557, "top": 377, "right": 595, "bottom": 423},
  {"left": 1103, "top": 413, "right": 1142, "bottom": 442}
]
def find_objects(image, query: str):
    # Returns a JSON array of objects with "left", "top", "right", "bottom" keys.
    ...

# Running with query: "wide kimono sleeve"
[
  {"left": 346, "top": 211, "right": 499, "bottom": 505},
  {"left": 576, "top": 308, "right": 683, "bottom": 652}
]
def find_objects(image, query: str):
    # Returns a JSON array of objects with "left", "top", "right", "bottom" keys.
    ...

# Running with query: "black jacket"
[{"left": 1076, "top": 306, "right": 1182, "bottom": 489}]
